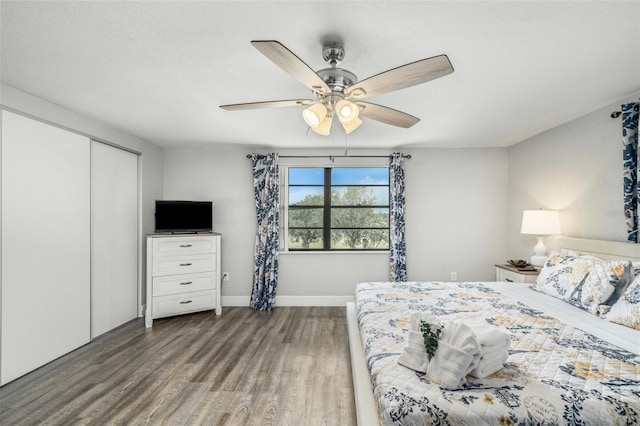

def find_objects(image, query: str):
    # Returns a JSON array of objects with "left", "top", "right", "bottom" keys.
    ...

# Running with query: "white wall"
[
  {"left": 405, "top": 148, "right": 509, "bottom": 282},
  {"left": 507, "top": 93, "right": 640, "bottom": 260},
  {"left": 163, "top": 146, "right": 509, "bottom": 305},
  {"left": 1, "top": 84, "right": 164, "bottom": 306},
  {"left": 162, "top": 146, "right": 256, "bottom": 304},
  {"left": 4, "top": 81, "right": 637, "bottom": 308}
]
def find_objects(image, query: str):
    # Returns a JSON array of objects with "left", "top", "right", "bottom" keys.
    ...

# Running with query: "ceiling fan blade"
[
  {"left": 220, "top": 99, "right": 314, "bottom": 111},
  {"left": 356, "top": 102, "right": 420, "bottom": 128},
  {"left": 347, "top": 54, "right": 453, "bottom": 99},
  {"left": 251, "top": 40, "right": 331, "bottom": 95}
]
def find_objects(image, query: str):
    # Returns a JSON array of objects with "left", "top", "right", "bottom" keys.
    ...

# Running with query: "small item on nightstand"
[
  {"left": 507, "top": 259, "right": 532, "bottom": 268},
  {"left": 508, "top": 259, "right": 537, "bottom": 271}
]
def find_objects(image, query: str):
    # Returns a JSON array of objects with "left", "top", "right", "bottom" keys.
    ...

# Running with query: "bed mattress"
[{"left": 355, "top": 281, "right": 640, "bottom": 425}]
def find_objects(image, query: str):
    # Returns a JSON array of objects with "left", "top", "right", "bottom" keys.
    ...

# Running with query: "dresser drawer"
[
  {"left": 153, "top": 254, "right": 216, "bottom": 276},
  {"left": 497, "top": 268, "right": 523, "bottom": 283},
  {"left": 152, "top": 273, "right": 215, "bottom": 296},
  {"left": 153, "top": 237, "right": 216, "bottom": 256},
  {"left": 495, "top": 266, "right": 539, "bottom": 284},
  {"left": 152, "top": 290, "right": 216, "bottom": 318}
]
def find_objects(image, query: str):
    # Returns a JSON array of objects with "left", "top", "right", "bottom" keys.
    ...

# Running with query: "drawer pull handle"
[
  {"left": 180, "top": 281, "right": 193, "bottom": 286},
  {"left": 179, "top": 244, "right": 193, "bottom": 248},
  {"left": 180, "top": 300, "right": 193, "bottom": 304},
  {"left": 505, "top": 278, "right": 513, "bottom": 282},
  {"left": 179, "top": 263, "right": 192, "bottom": 267}
]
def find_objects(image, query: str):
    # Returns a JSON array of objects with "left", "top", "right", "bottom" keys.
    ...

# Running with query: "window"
[{"left": 285, "top": 167, "right": 390, "bottom": 251}]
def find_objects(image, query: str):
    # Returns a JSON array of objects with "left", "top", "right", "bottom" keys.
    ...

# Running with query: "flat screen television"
[{"left": 155, "top": 200, "right": 213, "bottom": 233}]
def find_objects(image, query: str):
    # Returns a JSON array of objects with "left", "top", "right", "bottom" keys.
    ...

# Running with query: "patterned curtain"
[
  {"left": 389, "top": 153, "right": 407, "bottom": 281},
  {"left": 250, "top": 153, "right": 280, "bottom": 310},
  {"left": 622, "top": 100, "right": 640, "bottom": 243}
]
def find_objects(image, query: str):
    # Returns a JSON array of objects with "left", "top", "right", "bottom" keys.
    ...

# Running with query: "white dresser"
[{"left": 146, "top": 233, "right": 221, "bottom": 327}]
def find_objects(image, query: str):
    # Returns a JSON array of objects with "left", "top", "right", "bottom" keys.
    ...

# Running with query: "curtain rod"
[
  {"left": 246, "top": 154, "right": 411, "bottom": 159},
  {"left": 611, "top": 103, "right": 640, "bottom": 118}
]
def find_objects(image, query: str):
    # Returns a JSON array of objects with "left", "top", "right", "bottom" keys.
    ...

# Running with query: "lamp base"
[
  {"left": 530, "top": 236, "right": 548, "bottom": 268},
  {"left": 530, "top": 255, "right": 547, "bottom": 268}
]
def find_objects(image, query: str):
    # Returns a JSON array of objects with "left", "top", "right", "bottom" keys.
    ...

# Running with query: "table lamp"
[{"left": 521, "top": 209, "right": 561, "bottom": 267}]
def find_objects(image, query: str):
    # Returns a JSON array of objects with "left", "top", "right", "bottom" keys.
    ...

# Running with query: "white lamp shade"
[
  {"left": 302, "top": 103, "right": 328, "bottom": 128},
  {"left": 341, "top": 117, "right": 362, "bottom": 134},
  {"left": 313, "top": 114, "right": 333, "bottom": 136},
  {"left": 335, "top": 99, "right": 359, "bottom": 124},
  {"left": 521, "top": 210, "right": 561, "bottom": 235}
]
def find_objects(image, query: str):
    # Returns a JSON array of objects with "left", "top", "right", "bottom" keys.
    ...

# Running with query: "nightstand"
[{"left": 495, "top": 264, "right": 540, "bottom": 284}]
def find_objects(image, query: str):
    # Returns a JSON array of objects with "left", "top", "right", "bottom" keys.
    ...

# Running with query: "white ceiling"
[{"left": 2, "top": 1, "right": 639, "bottom": 149}]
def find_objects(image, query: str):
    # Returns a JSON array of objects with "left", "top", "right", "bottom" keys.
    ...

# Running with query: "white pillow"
[
  {"left": 603, "top": 274, "right": 640, "bottom": 330},
  {"left": 534, "top": 251, "right": 629, "bottom": 315}
]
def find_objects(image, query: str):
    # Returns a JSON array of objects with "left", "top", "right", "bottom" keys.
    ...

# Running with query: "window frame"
[{"left": 283, "top": 165, "right": 391, "bottom": 252}]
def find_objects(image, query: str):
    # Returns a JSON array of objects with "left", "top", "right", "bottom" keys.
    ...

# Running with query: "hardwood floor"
[{"left": 0, "top": 307, "right": 357, "bottom": 425}]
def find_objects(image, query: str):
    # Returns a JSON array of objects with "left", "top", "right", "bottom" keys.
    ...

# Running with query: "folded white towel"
[
  {"left": 426, "top": 321, "right": 481, "bottom": 389},
  {"left": 397, "top": 346, "right": 430, "bottom": 372},
  {"left": 397, "top": 331, "right": 431, "bottom": 372},
  {"left": 427, "top": 341, "right": 474, "bottom": 388},
  {"left": 479, "top": 342, "right": 509, "bottom": 358},
  {"left": 470, "top": 352, "right": 509, "bottom": 378},
  {"left": 406, "top": 330, "right": 426, "bottom": 348},
  {"left": 466, "top": 324, "right": 510, "bottom": 378},
  {"left": 470, "top": 322, "right": 511, "bottom": 347},
  {"left": 398, "top": 314, "right": 444, "bottom": 373}
]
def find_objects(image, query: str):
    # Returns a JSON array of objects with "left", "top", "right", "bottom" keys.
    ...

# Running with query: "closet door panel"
[
  {"left": 1, "top": 111, "right": 91, "bottom": 385},
  {"left": 91, "top": 141, "right": 138, "bottom": 338}
]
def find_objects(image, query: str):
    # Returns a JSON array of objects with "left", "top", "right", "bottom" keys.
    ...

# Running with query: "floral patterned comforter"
[{"left": 355, "top": 281, "right": 640, "bottom": 425}]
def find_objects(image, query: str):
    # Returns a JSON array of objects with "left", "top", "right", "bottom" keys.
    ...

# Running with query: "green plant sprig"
[{"left": 419, "top": 321, "right": 442, "bottom": 358}]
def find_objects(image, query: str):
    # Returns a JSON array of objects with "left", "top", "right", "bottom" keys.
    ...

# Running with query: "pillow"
[
  {"left": 632, "top": 261, "right": 640, "bottom": 280},
  {"left": 534, "top": 251, "right": 629, "bottom": 314},
  {"left": 606, "top": 260, "right": 640, "bottom": 306},
  {"left": 602, "top": 274, "right": 640, "bottom": 330}
]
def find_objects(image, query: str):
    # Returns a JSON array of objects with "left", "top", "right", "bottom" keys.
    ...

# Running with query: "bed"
[{"left": 346, "top": 237, "right": 640, "bottom": 425}]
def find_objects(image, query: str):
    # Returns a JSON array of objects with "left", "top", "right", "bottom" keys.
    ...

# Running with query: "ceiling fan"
[{"left": 220, "top": 40, "right": 454, "bottom": 136}]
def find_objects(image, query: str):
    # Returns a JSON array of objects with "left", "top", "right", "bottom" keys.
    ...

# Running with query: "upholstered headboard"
[{"left": 547, "top": 236, "right": 640, "bottom": 262}]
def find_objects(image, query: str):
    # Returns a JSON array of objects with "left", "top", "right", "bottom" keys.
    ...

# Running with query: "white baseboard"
[
  {"left": 221, "top": 295, "right": 355, "bottom": 307},
  {"left": 221, "top": 296, "right": 251, "bottom": 306}
]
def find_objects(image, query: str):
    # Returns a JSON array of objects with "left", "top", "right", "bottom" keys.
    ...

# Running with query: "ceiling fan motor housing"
[
  {"left": 322, "top": 43, "right": 345, "bottom": 66},
  {"left": 317, "top": 67, "right": 357, "bottom": 96},
  {"left": 317, "top": 42, "right": 357, "bottom": 98}
]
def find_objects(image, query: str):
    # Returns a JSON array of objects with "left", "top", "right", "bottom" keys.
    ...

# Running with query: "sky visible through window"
[{"left": 289, "top": 167, "right": 389, "bottom": 204}]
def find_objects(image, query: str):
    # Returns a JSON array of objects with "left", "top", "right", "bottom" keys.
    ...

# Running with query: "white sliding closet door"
[
  {"left": 91, "top": 141, "right": 138, "bottom": 338},
  {"left": 1, "top": 111, "right": 91, "bottom": 385}
]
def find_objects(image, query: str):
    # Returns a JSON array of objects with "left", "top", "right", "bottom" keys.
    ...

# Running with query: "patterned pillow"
[
  {"left": 607, "top": 260, "right": 640, "bottom": 305},
  {"left": 534, "top": 251, "right": 629, "bottom": 314},
  {"left": 632, "top": 261, "right": 640, "bottom": 280},
  {"left": 602, "top": 274, "right": 640, "bottom": 330}
]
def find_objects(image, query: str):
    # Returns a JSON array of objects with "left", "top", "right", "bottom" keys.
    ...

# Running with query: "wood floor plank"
[{"left": 0, "top": 307, "right": 357, "bottom": 425}]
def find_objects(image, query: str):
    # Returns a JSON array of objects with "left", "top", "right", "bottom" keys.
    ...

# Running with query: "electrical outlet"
[
  {"left": 222, "top": 272, "right": 230, "bottom": 281},
  {"left": 450, "top": 272, "right": 457, "bottom": 281}
]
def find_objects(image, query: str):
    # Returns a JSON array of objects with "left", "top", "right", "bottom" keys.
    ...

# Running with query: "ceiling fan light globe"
[
  {"left": 342, "top": 117, "right": 362, "bottom": 134},
  {"left": 336, "top": 99, "right": 359, "bottom": 124},
  {"left": 302, "top": 109, "right": 320, "bottom": 127},
  {"left": 314, "top": 114, "right": 333, "bottom": 136},
  {"left": 302, "top": 103, "right": 327, "bottom": 128}
]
